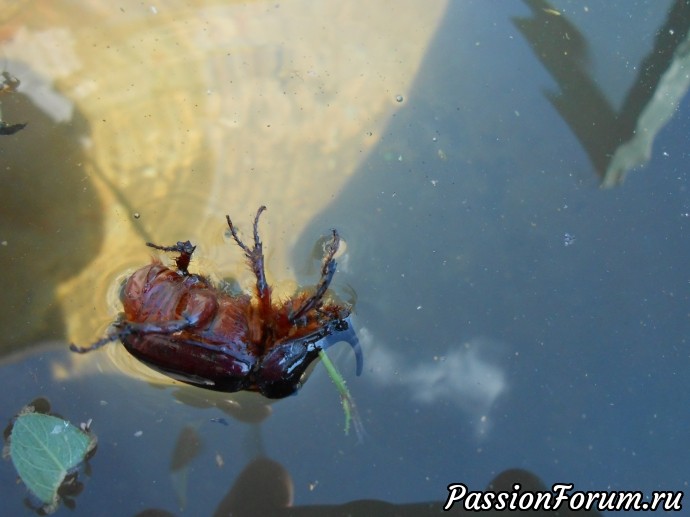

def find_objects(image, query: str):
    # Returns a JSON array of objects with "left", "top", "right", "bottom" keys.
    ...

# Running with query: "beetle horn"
[{"left": 321, "top": 318, "right": 363, "bottom": 376}]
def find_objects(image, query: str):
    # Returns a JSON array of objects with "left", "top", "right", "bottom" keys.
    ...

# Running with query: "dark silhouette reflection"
[
  {"left": 514, "top": 0, "right": 690, "bottom": 186},
  {"left": 135, "top": 460, "right": 603, "bottom": 516},
  {"left": 212, "top": 457, "right": 292, "bottom": 516},
  {"left": 0, "top": 69, "right": 103, "bottom": 354}
]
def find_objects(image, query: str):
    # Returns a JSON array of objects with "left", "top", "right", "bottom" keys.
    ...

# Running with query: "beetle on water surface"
[{"left": 70, "top": 206, "right": 362, "bottom": 399}]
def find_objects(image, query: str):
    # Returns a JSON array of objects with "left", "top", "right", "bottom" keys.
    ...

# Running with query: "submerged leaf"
[
  {"left": 9, "top": 412, "right": 95, "bottom": 510},
  {"left": 318, "top": 349, "right": 365, "bottom": 442}
]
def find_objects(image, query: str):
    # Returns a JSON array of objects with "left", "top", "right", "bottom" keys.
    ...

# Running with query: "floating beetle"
[{"left": 71, "top": 206, "right": 362, "bottom": 399}]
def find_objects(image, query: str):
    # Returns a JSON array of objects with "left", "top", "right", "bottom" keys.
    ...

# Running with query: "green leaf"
[
  {"left": 318, "top": 349, "right": 365, "bottom": 442},
  {"left": 9, "top": 412, "right": 94, "bottom": 508}
]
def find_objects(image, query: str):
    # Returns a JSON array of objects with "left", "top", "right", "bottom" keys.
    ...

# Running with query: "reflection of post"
[{"left": 514, "top": 0, "right": 690, "bottom": 187}]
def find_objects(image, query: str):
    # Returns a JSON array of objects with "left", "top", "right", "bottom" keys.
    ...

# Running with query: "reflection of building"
[{"left": 514, "top": 0, "right": 690, "bottom": 187}]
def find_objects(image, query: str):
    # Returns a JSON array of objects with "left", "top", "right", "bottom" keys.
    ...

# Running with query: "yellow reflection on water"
[{"left": 1, "top": 0, "right": 447, "bottom": 360}]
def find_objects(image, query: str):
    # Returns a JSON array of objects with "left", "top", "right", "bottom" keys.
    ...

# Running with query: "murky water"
[{"left": 1, "top": 1, "right": 689, "bottom": 515}]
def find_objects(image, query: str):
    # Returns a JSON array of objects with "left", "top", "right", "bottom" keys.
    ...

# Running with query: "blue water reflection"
[{"left": 293, "top": 0, "right": 689, "bottom": 510}]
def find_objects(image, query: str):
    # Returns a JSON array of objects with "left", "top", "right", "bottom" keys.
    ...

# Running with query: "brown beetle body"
[{"left": 71, "top": 206, "right": 361, "bottom": 399}]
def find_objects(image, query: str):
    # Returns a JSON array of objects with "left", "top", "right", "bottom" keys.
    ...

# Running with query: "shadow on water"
[{"left": 0, "top": 80, "right": 102, "bottom": 354}]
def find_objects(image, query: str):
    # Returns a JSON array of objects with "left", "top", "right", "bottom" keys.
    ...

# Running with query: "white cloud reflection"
[{"left": 361, "top": 328, "right": 507, "bottom": 436}]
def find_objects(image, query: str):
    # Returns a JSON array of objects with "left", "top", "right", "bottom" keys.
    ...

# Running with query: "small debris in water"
[
  {"left": 80, "top": 419, "right": 93, "bottom": 432},
  {"left": 563, "top": 233, "right": 575, "bottom": 247},
  {"left": 134, "top": 430, "right": 143, "bottom": 438}
]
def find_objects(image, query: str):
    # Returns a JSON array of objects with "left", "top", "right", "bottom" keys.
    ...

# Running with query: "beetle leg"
[
  {"left": 70, "top": 316, "right": 192, "bottom": 354},
  {"left": 70, "top": 317, "right": 134, "bottom": 353},
  {"left": 70, "top": 331, "right": 127, "bottom": 353},
  {"left": 146, "top": 240, "right": 196, "bottom": 276},
  {"left": 226, "top": 206, "right": 272, "bottom": 318},
  {"left": 290, "top": 229, "right": 340, "bottom": 322}
]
